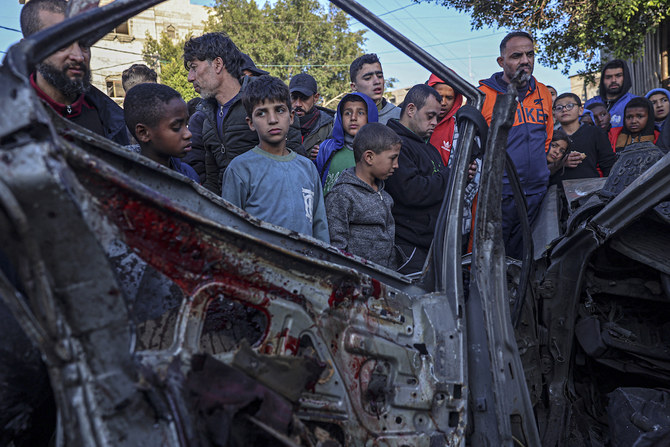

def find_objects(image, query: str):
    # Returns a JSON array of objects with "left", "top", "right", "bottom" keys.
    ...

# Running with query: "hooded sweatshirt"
[
  {"left": 427, "top": 74, "right": 463, "bottom": 166},
  {"left": 645, "top": 88, "right": 670, "bottom": 131},
  {"left": 584, "top": 60, "right": 637, "bottom": 129},
  {"left": 378, "top": 97, "right": 401, "bottom": 125},
  {"left": 325, "top": 167, "right": 396, "bottom": 268},
  {"left": 479, "top": 72, "right": 553, "bottom": 196},
  {"left": 609, "top": 96, "right": 660, "bottom": 151},
  {"left": 315, "top": 93, "right": 379, "bottom": 194}
]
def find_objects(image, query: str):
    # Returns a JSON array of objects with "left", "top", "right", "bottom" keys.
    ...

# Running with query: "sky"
[{"left": 0, "top": 0, "right": 581, "bottom": 94}]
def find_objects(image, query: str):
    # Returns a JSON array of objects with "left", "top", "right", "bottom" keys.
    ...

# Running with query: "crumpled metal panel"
[{"left": 65, "top": 143, "right": 468, "bottom": 445}]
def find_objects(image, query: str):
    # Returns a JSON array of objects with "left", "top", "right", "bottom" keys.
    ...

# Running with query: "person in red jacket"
[
  {"left": 426, "top": 74, "right": 463, "bottom": 166},
  {"left": 478, "top": 31, "right": 554, "bottom": 259}
]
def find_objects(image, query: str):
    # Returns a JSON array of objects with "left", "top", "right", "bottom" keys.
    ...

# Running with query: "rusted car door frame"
[{"left": 0, "top": 0, "right": 538, "bottom": 445}]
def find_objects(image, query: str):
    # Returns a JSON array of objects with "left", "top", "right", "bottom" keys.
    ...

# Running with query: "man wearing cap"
[
  {"left": 290, "top": 73, "right": 335, "bottom": 160},
  {"left": 184, "top": 33, "right": 304, "bottom": 193}
]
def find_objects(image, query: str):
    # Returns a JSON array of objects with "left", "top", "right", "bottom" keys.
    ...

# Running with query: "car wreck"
[{"left": 0, "top": 1, "right": 669, "bottom": 446}]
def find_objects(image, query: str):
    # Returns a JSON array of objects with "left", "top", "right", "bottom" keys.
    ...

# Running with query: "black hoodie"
[{"left": 584, "top": 60, "right": 637, "bottom": 128}]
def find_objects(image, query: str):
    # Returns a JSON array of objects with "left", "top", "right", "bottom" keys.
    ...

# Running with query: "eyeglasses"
[{"left": 553, "top": 103, "right": 578, "bottom": 112}]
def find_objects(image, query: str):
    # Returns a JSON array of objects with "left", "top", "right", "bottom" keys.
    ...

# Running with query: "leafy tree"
[
  {"left": 143, "top": 34, "right": 198, "bottom": 102},
  {"left": 205, "top": 0, "right": 366, "bottom": 103},
  {"left": 422, "top": 0, "right": 669, "bottom": 75}
]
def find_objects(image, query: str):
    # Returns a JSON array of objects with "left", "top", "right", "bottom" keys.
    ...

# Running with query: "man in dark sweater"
[
  {"left": 289, "top": 73, "right": 335, "bottom": 160},
  {"left": 385, "top": 84, "right": 449, "bottom": 274},
  {"left": 20, "top": 0, "right": 128, "bottom": 146}
]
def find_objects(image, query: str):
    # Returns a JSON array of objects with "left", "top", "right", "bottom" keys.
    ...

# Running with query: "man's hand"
[
  {"left": 468, "top": 160, "right": 478, "bottom": 180},
  {"left": 565, "top": 152, "right": 585, "bottom": 168},
  {"left": 309, "top": 144, "right": 320, "bottom": 160}
]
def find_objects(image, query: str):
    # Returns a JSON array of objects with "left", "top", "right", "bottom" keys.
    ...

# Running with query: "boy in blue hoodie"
[{"left": 315, "top": 92, "right": 378, "bottom": 195}]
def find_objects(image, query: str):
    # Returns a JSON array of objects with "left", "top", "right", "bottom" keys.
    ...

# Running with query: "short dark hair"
[
  {"left": 350, "top": 53, "right": 381, "bottom": 83},
  {"left": 339, "top": 93, "right": 367, "bottom": 111},
  {"left": 242, "top": 75, "right": 291, "bottom": 118},
  {"left": 586, "top": 102, "right": 607, "bottom": 111},
  {"left": 555, "top": 92, "right": 581, "bottom": 107},
  {"left": 624, "top": 96, "right": 652, "bottom": 113},
  {"left": 353, "top": 123, "right": 401, "bottom": 163},
  {"left": 183, "top": 32, "right": 244, "bottom": 79},
  {"left": 123, "top": 83, "right": 183, "bottom": 139},
  {"left": 500, "top": 31, "right": 533, "bottom": 54},
  {"left": 401, "top": 84, "right": 443, "bottom": 117},
  {"left": 551, "top": 128, "right": 570, "bottom": 145},
  {"left": 20, "top": 0, "right": 66, "bottom": 37},
  {"left": 603, "top": 60, "right": 625, "bottom": 72},
  {"left": 122, "top": 64, "right": 157, "bottom": 92}
]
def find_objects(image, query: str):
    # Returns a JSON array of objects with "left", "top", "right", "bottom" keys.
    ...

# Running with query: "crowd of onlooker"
[{"left": 21, "top": 0, "right": 670, "bottom": 273}]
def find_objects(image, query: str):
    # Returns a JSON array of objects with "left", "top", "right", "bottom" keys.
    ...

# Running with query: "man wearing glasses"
[{"left": 478, "top": 31, "right": 554, "bottom": 259}]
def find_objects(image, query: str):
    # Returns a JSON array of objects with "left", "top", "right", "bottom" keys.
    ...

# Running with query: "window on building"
[
  {"left": 114, "top": 21, "right": 130, "bottom": 35},
  {"left": 166, "top": 25, "right": 176, "bottom": 39},
  {"left": 106, "top": 78, "right": 124, "bottom": 99}
]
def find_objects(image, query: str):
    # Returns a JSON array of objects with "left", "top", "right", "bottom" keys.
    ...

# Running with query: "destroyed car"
[{"left": 0, "top": 1, "right": 669, "bottom": 446}]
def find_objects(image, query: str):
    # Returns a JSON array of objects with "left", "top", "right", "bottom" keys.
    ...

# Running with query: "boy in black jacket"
[
  {"left": 551, "top": 93, "right": 615, "bottom": 186},
  {"left": 385, "top": 84, "right": 449, "bottom": 274}
]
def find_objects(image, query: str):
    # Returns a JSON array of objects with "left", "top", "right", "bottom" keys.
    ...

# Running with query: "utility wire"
[{"left": 0, "top": 25, "right": 21, "bottom": 33}]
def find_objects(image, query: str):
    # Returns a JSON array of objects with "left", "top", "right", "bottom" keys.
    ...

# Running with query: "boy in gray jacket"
[{"left": 325, "top": 123, "right": 401, "bottom": 268}]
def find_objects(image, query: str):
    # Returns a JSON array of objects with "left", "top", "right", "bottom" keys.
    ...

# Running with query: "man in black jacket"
[
  {"left": 20, "top": 0, "right": 128, "bottom": 146},
  {"left": 386, "top": 84, "right": 448, "bottom": 274},
  {"left": 184, "top": 33, "right": 305, "bottom": 194}
]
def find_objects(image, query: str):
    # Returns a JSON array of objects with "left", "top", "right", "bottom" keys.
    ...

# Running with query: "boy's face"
[
  {"left": 145, "top": 98, "right": 192, "bottom": 158},
  {"left": 553, "top": 97, "right": 582, "bottom": 125},
  {"left": 341, "top": 100, "right": 368, "bottom": 137},
  {"left": 368, "top": 144, "right": 401, "bottom": 181},
  {"left": 591, "top": 105, "right": 611, "bottom": 130},
  {"left": 433, "top": 84, "right": 456, "bottom": 120},
  {"left": 247, "top": 99, "right": 294, "bottom": 146},
  {"left": 580, "top": 113, "right": 594, "bottom": 126},
  {"left": 624, "top": 106, "right": 648, "bottom": 134},
  {"left": 547, "top": 139, "right": 568, "bottom": 163},
  {"left": 649, "top": 93, "right": 670, "bottom": 122},
  {"left": 547, "top": 87, "right": 557, "bottom": 104},
  {"left": 351, "top": 62, "right": 385, "bottom": 102}
]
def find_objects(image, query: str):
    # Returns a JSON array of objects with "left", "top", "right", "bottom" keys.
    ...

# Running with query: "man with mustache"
[
  {"left": 184, "top": 33, "right": 305, "bottom": 194},
  {"left": 478, "top": 31, "right": 554, "bottom": 259},
  {"left": 385, "top": 84, "right": 449, "bottom": 274},
  {"left": 585, "top": 59, "right": 637, "bottom": 129},
  {"left": 289, "top": 73, "right": 334, "bottom": 160},
  {"left": 20, "top": 0, "right": 129, "bottom": 145}
]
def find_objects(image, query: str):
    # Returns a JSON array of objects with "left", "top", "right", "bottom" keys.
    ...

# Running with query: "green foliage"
[
  {"left": 206, "top": 0, "right": 366, "bottom": 104},
  {"left": 424, "top": 0, "right": 670, "bottom": 74},
  {"left": 143, "top": 33, "right": 198, "bottom": 102}
]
